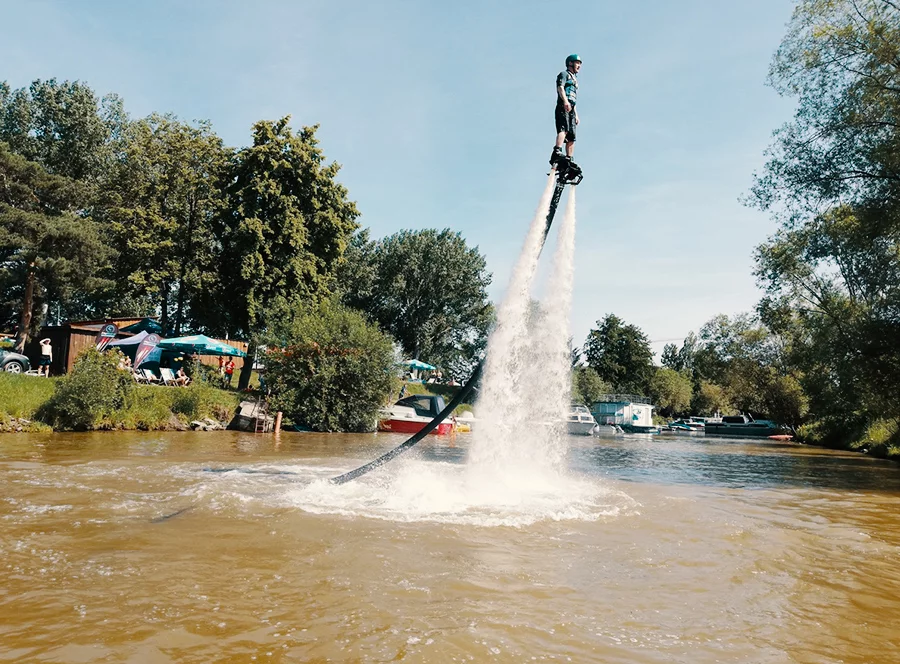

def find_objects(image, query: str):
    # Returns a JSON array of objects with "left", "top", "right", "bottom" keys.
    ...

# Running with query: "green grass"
[
  {"left": 0, "top": 374, "right": 57, "bottom": 419},
  {"left": 0, "top": 373, "right": 241, "bottom": 432}
]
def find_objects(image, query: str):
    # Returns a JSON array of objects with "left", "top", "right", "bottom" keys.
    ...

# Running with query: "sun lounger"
[{"left": 142, "top": 368, "right": 161, "bottom": 384}]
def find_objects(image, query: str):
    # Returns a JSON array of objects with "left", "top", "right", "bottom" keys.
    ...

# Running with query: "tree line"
[
  {"left": 576, "top": 1, "right": 900, "bottom": 455},
  {"left": 0, "top": 79, "right": 492, "bottom": 392}
]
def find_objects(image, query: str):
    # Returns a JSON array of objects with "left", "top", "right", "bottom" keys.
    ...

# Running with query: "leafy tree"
[
  {"left": 583, "top": 314, "right": 653, "bottom": 393},
  {"left": 662, "top": 332, "right": 699, "bottom": 374},
  {"left": 648, "top": 367, "right": 692, "bottom": 417},
  {"left": 265, "top": 299, "right": 396, "bottom": 432},
  {"left": 339, "top": 228, "right": 493, "bottom": 379},
  {"left": 571, "top": 366, "right": 611, "bottom": 406},
  {"left": 0, "top": 143, "right": 112, "bottom": 350},
  {"left": 0, "top": 78, "right": 127, "bottom": 182},
  {"left": 97, "top": 114, "right": 228, "bottom": 331},
  {"left": 200, "top": 117, "right": 359, "bottom": 389},
  {"left": 748, "top": 1, "right": 900, "bottom": 444},
  {"left": 660, "top": 343, "right": 681, "bottom": 371},
  {"left": 691, "top": 380, "right": 732, "bottom": 417}
]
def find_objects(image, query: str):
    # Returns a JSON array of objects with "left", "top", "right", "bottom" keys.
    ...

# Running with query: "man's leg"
[
  {"left": 555, "top": 131, "right": 567, "bottom": 149},
  {"left": 566, "top": 139, "right": 575, "bottom": 157}
]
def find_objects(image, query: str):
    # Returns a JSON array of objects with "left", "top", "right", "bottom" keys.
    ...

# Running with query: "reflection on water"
[{"left": 1, "top": 430, "right": 899, "bottom": 663}]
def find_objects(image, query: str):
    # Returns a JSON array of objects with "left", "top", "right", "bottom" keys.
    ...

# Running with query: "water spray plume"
[{"left": 469, "top": 184, "right": 578, "bottom": 483}]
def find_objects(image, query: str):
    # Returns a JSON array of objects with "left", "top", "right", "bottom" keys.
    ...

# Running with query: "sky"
[{"left": 1, "top": 0, "right": 798, "bottom": 359}]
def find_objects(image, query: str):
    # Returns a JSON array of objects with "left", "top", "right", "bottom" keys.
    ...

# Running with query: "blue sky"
[{"left": 1, "top": 0, "right": 797, "bottom": 358}]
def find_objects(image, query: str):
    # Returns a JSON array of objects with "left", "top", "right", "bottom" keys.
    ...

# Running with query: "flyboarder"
[{"left": 550, "top": 53, "right": 581, "bottom": 169}]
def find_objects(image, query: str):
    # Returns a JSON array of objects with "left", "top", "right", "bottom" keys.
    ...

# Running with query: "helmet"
[{"left": 566, "top": 53, "right": 582, "bottom": 65}]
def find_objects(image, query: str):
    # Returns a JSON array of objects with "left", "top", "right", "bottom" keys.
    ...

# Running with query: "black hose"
[{"left": 329, "top": 362, "right": 483, "bottom": 484}]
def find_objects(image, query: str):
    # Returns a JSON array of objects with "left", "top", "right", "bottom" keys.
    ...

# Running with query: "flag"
[
  {"left": 95, "top": 323, "right": 119, "bottom": 352},
  {"left": 134, "top": 333, "right": 161, "bottom": 369}
]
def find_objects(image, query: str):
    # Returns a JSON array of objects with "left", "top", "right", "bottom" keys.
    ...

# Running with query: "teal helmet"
[{"left": 566, "top": 53, "right": 582, "bottom": 65}]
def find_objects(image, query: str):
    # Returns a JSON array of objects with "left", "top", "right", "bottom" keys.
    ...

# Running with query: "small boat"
[
  {"left": 378, "top": 395, "right": 455, "bottom": 435},
  {"left": 704, "top": 414, "right": 789, "bottom": 437},
  {"left": 768, "top": 434, "right": 794, "bottom": 441},
  {"left": 667, "top": 419, "right": 704, "bottom": 432},
  {"left": 568, "top": 403, "right": 600, "bottom": 436}
]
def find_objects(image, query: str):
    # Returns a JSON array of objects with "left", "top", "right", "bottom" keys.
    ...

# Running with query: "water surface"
[{"left": 2, "top": 431, "right": 899, "bottom": 663}]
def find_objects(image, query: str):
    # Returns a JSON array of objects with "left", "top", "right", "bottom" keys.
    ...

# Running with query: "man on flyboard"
[{"left": 550, "top": 53, "right": 581, "bottom": 170}]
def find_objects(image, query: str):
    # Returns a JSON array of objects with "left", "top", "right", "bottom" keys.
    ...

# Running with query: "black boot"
[{"left": 549, "top": 147, "right": 564, "bottom": 166}]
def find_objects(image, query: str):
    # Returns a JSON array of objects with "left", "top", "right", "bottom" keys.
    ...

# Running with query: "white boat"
[{"left": 568, "top": 404, "right": 600, "bottom": 436}]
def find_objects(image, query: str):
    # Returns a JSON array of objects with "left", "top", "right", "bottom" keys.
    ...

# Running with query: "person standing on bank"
[
  {"left": 550, "top": 54, "right": 582, "bottom": 168},
  {"left": 38, "top": 338, "right": 52, "bottom": 377}
]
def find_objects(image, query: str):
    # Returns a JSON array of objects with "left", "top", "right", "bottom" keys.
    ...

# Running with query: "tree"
[
  {"left": 571, "top": 366, "right": 611, "bottom": 407},
  {"left": 748, "top": 1, "right": 900, "bottom": 443},
  {"left": 0, "top": 143, "right": 112, "bottom": 350},
  {"left": 201, "top": 118, "right": 359, "bottom": 389},
  {"left": 583, "top": 314, "right": 653, "bottom": 393},
  {"left": 339, "top": 228, "right": 493, "bottom": 378},
  {"left": 691, "top": 381, "right": 731, "bottom": 417},
  {"left": 97, "top": 114, "right": 228, "bottom": 331},
  {"left": 265, "top": 299, "right": 396, "bottom": 432},
  {"left": 0, "top": 78, "right": 127, "bottom": 182},
  {"left": 648, "top": 368, "right": 692, "bottom": 417}
]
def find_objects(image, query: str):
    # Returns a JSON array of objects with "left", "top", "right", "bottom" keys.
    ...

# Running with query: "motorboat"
[
  {"left": 704, "top": 414, "right": 789, "bottom": 437},
  {"left": 568, "top": 403, "right": 600, "bottom": 435},
  {"left": 377, "top": 395, "right": 455, "bottom": 435},
  {"left": 667, "top": 418, "right": 705, "bottom": 433}
]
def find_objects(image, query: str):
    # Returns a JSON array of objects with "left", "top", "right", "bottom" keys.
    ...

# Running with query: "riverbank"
[{"left": 0, "top": 373, "right": 240, "bottom": 432}]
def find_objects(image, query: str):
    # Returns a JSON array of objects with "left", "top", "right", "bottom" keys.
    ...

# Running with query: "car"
[{"left": 0, "top": 349, "right": 32, "bottom": 373}]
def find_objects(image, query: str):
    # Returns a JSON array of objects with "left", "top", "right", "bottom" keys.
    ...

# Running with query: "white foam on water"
[{"left": 279, "top": 458, "right": 634, "bottom": 527}]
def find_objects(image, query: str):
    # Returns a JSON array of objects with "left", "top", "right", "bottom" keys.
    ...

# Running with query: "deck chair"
[
  {"left": 131, "top": 368, "right": 146, "bottom": 384},
  {"left": 159, "top": 367, "right": 178, "bottom": 386},
  {"left": 142, "top": 368, "right": 161, "bottom": 384}
]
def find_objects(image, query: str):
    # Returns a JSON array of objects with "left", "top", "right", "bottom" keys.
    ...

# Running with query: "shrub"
[
  {"left": 266, "top": 299, "right": 397, "bottom": 432},
  {"left": 39, "top": 348, "right": 132, "bottom": 430}
]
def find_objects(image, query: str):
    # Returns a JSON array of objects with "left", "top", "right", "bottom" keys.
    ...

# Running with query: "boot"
[{"left": 549, "top": 147, "right": 565, "bottom": 166}]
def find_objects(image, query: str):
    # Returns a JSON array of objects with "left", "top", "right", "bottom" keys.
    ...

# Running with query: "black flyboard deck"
[{"left": 329, "top": 163, "right": 582, "bottom": 485}]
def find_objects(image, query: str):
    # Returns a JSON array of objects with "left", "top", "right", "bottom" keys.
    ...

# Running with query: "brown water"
[{"left": 2, "top": 431, "right": 900, "bottom": 663}]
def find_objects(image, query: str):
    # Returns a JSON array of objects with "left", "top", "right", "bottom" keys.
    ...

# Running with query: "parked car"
[{"left": 0, "top": 349, "right": 31, "bottom": 373}]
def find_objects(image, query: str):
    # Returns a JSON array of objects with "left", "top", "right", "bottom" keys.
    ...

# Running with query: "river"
[{"left": 2, "top": 431, "right": 899, "bottom": 663}]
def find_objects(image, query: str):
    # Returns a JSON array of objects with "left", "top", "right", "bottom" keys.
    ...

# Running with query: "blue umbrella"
[
  {"left": 157, "top": 334, "right": 246, "bottom": 357},
  {"left": 405, "top": 359, "right": 436, "bottom": 371}
]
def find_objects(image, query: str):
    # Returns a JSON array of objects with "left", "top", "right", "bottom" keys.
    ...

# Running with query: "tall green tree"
[
  {"left": 571, "top": 366, "right": 611, "bottom": 407},
  {"left": 0, "top": 78, "right": 127, "bottom": 182},
  {"left": 338, "top": 228, "right": 493, "bottom": 378},
  {"left": 748, "top": 0, "right": 900, "bottom": 445},
  {"left": 583, "top": 314, "right": 654, "bottom": 393},
  {"left": 648, "top": 367, "right": 693, "bottom": 417},
  {"left": 97, "top": 114, "right": 227, "bottom": 331},
  {"left": 202, "top": 117, "right": 359, "bottom": 389},
  {"left": 0, "top": 143, "right": 111, "bottom": 350}
]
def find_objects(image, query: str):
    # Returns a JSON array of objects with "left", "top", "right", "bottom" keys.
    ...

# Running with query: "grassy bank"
[{"left": 0, "top": 373, "right": 241, "bottom": 432}]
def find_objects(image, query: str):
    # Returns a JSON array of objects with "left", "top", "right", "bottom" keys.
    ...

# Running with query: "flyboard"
[{"left": 329, "top": 157, "right": 583, "bottom": 485}]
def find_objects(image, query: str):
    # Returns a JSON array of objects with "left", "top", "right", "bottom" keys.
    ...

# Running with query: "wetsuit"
[{"left": 555, "top": 69, "right": 578, "bottom": 142}]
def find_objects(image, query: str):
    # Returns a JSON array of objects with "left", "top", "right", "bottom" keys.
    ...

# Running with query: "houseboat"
[{"left": 591, "top": 394, "right": 660, "bottom": 434}]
